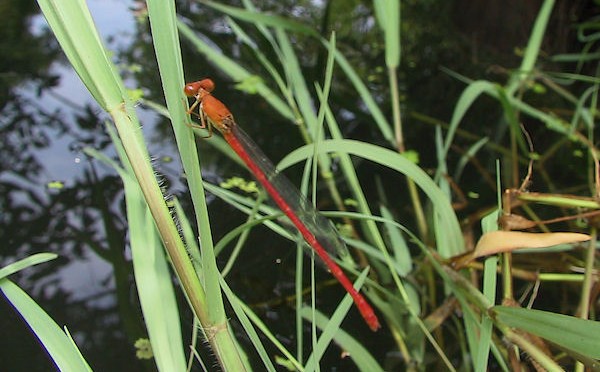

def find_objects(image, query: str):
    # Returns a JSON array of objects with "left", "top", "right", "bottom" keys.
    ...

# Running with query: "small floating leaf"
[{"left": 46, "top": 180, "right": 65, "bottom": 189}]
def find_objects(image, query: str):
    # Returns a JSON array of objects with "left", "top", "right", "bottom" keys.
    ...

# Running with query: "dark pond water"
[{"left": 1, "top": 0, "right": 596, "bottom": 370}]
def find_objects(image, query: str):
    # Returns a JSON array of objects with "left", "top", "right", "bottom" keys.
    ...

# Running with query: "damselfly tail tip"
[{"left": 365, "top": 312, "right": 381, "bottom": 332}]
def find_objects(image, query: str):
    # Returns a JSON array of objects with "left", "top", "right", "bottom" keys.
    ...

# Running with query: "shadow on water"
[{"left": 0, "top": 0, "right": 153, "bottom": 370}]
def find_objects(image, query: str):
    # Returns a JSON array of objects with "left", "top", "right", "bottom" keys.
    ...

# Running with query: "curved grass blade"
[
  {"left": 492, "top": 306, "right": 600, "bottom": 360},
  {"left": 279, "top": 139, "right": 464, "bottom": 257},
  {"left": 0, "top": 280, "right": 92, "bottom": 371},
  {"left": 0, "top": 253, "right": 57, "bottom": 280}
]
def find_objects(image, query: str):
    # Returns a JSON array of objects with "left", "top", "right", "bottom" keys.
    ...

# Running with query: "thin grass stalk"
[
  {"left": 318, "top": 94, "right": 391, "bottom": 257},
  {"left": 90, "top": 125, "right": 187, "bottom": 371},
  {"left": 502, "top": 329, "right": 563, "bottom": 372},
  {"left": 37, "top": 0, "right": 209, "bottom": 323},
  {"left": 574, "top": 227, "right": 597, "bottom": 372},
  {"left": 280, "top": 139, "right": 462, "bottom": 369},
  {"left": 506, "top": 0, "right": 556, "bottom": 95},
  {"left": 377, "top": 0, "right": 429, "bottom": 244},
  {"left": 37, "top": 0, "right": 247, "bottom": 369},
  {"left": 389, "top": 67, "right": 428, "bottom": 242},
  {"left": 146, "top": 0, "right": 250, "bottom": 369}
]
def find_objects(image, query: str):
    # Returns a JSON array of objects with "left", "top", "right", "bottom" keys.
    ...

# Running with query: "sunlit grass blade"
[
  {"left": 279, "top": 139, "right": 465, "bottom": 256},
  {"left": 373, "top": 0, "right": 400, "bottom": 69},
  {"left": 275, "top": 28, "right": 320, "bottom": 139},
  {"left": 218, "top": 275, "right": 277, "bottom": 371},
  {"left": 177, "top": 20, "right": 294, "bottom": 121},
  {"left": 281, "top": 139, "right": 460, "bottom": 367},
  {"left": 0, "top": 280, "right": 92, "bottom": 371},
  {"left": 301, "top": 308, "right": 383, "bottom": 371},
  {"left": 146, "top": 0, "right": 220, "bottom": 314},
  {"left": 379, "top": 206, "right": 412, "bottom": 276},
  {"left": 302, "top": 268, "right": 380, "bottom": 370},
  {"left": 39, "top": 0, "right": 213, "bottom": 343},
  {"left": 492, "top": 306, "right": 600, "bottom": 360},
  {"left": 474, "top": 256, "right": 497, "bottom": 372},
  {"left": 435, "top": 126, "right": 451, "bottom": 198},
  {"left": 171, "top": 198, "right": 202, "bottom": 272},
  {"left": 36, "top": 0, "right": 122, "bottom": 108},
  {"left": 307, "top": 211, "right": 413, "bottom": 277},
  {"left": 506, "top": 0, "right": 556, "bottom": 94},
  {"left": 328, "top": 48, "right": 394, "bottom": 143},
  {"left": 220, "top": 275, "right": 304, "bottom": 371},
  {"left": 454, "top": 137, "right": 489, "bottom": 183},
  {"left": 0, "top": 253, "right": 57, "bottom": 280},
  {"left": 202, "top": 182, "right": 294, "bottom": 245},
  {"left": 146, "top": 1, "right": 251, "bottom": 369},
  {"left": 37, "top": 2, "right": 205, "bottom": 349},
  {"left": 226, "top": 18, "right": 288, "bottom": 96},
  {"left": 302, "top": 270, "right": 382, "bottom": 371},
  {"left": 474, "top": 212, "right": 500, "bottom": 371},
  {"left": 204, "top": 1, "right": 319, "bottom": 37},
  {"left": 316, "top": 88, "right": 390, "bottom": 263},
  {"left": 85, "top": 126, "right": 187, "bottom": 370},
  {"left": 552, "top": 52, "right": 600, "bottom": 63},
  {"left": 441, "top": 80, "right": 497, "bottom": 157},
  {"left": 239, "top": 0, "right": 284, "bottom": 49},
  {"left": 130, "top": 211, "right": 187, "bottom": 371}
]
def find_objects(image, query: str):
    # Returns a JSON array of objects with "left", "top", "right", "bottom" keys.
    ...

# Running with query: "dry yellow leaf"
[{"left": 473, "top": 231, "right": 591, "bottom": 258}]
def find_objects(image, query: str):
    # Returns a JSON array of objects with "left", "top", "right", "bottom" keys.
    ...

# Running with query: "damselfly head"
[{"left": 184, "top": 78, "right": 215, "bottom": 97}]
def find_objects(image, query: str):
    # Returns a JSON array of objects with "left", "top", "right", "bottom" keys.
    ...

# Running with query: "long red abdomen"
[
  {"left": 187, "top": 79, "right": 381, "bottom": 330},
  {"left": 223, "top": 131, "right": 380, "bottom": 331}
]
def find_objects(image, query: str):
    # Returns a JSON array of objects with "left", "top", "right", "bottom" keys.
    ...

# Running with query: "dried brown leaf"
[{"left": 473, "top": 231, "right": 591, "bottom": 258}]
